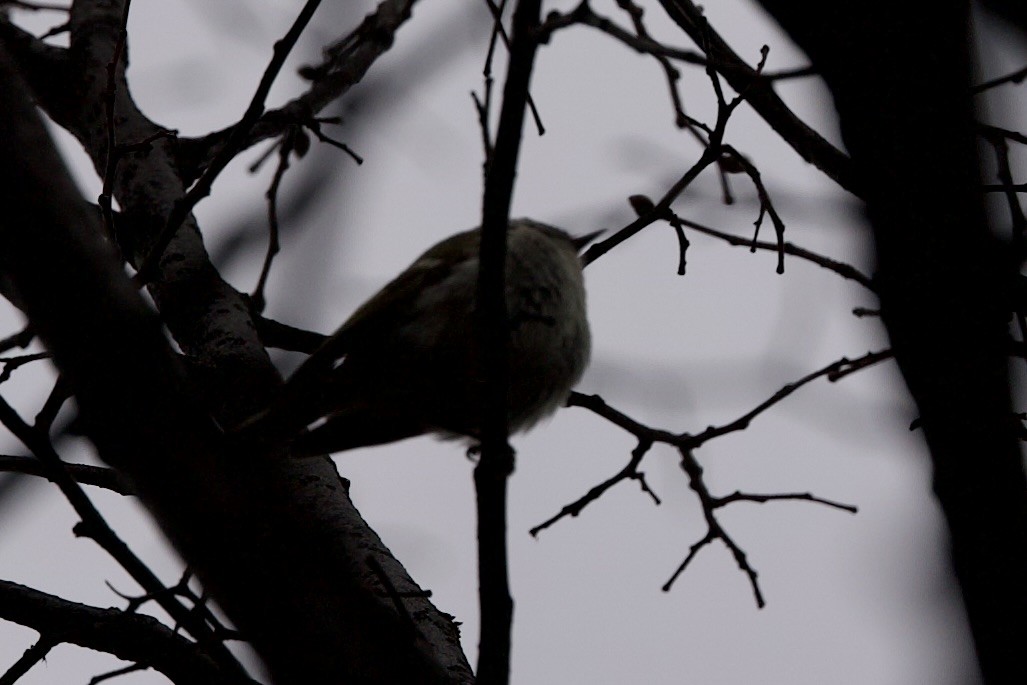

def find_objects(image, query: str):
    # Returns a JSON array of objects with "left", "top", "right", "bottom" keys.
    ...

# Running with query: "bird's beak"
[{"left": 572, "top": 230, "right": 604, "bottom": 252}]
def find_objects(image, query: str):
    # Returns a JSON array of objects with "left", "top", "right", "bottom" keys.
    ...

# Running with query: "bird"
[{"left": 241, "top": 218, "right": 597, "bottom": 456}]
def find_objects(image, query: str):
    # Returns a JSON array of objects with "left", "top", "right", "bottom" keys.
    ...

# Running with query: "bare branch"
[
  {"left": 979, "top": 123, "right": 1027, "bottom": 146},
  {"left": 716, "top": 490, "right": 858, "bottom": 513},
  {"left": 0, "top": 454, "right": 133, "bottom": 495},
  {"left": 175, "top": 0, "right": 420, "bottom": 181},
  {"left": 475, "top": 1, "right": 544, "bottom": 681},
  {"left": 0, "top": 395, "right": 235, "bottom": 666},
  {"left": 136, "top": 0, "right": 325, "bottom": 284},
  {"left": 656, "top": 0, "right": 863, "bottom": 197},
  {"left": 0, "top": 351, "right": 49, "bottom": 384},
  {"left": 663, "top": 446, "right": 765, "bottom": 606},
  {"left": 552, "top": 349, "right": 882, "bottom": 604},
  {"left": 0, "top": 635, "right": 56, "bottom": 685},
  {"left": 251, "top": 131, "right": 295, "bottom": 313},
  {"left": 0, "top": 327, "right": 33, "bottom": 354},
  {"left": 0, "top": 580, "right": 251, "bottom": 685},
  {"left": 685, "top": 349, "right": 893, "bottom": 446},
  {"left": 972, "top": 63, "right": 1027, "bottom": 93},
  {"left": 530, "top": 438, "right": 656, "bottom": 536},
  {"left": 481, "top": 0, "right": 543, "bottom": 135},
  {"left": 678, "top": 211, "right": 874, "bottom": 289}
]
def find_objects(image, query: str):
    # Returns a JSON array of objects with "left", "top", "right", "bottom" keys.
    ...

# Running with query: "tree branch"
[
  {"left": 656, "top": 0, "right": 863, "bottom": 198},
  {"left": 0, "top": 27, "right": 471, "bottom": 683},
  {"left": 0, "top": 580, "right": 250, "bottom": 685},
  {"left": 0, "top": 454, "right": 133, "bottom": 495},
  {"left": 475, "top": 1, "right": 543, "bottom": 682},
  {"left": 534, "top": 349, "right": 880, "bottom": 602},
  {"left": 174, "top": 0, "right": 420, "bottom": 183},
  {"left": 136, "top": 0, "right": 325, "bottom": 283}
]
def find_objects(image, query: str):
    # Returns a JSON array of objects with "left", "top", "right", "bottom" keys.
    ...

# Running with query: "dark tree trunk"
[{"left": 750, "top": 2, "right": 1027, "bottom": 682}]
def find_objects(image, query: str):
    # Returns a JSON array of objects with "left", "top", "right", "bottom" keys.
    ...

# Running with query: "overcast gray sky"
[{"left": 5, "top": 1, "right": 1023, "bottom": 682}]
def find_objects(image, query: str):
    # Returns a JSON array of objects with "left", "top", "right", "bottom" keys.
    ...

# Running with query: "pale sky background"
[{"left": 2, "top": 1, "right": 1024, "bottom": 683}]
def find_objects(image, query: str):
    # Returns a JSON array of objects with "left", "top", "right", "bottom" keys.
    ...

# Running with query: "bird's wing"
[{"left": 286, "top": 229, "right": 481, "bottom": 387}]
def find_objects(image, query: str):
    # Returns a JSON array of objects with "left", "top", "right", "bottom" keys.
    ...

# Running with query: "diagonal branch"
[
  {"left": 0, "top": 580, "right": 252, "bottom": 685},
  {"left": 656, "top": 0, "right": 863, "bottom": 197},
  {"left": 175, "top": 0, "right": 420, "bottom": 182},
  {"left": 685, "top": 349, "right": 893, "bottom": 447},
  {"left": 0, "top": 454, "right": 133, "bottom": 495},
  {"left": 0, "top": 394, "right": 239, "bottom": 671},
  {"left": 136, "top": 0, "right": 324, "bottom": 283}
]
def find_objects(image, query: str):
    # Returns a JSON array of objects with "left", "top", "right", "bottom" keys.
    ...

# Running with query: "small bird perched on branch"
[{"left": 239, "top": 218, "right": 597, "bottom": 456}]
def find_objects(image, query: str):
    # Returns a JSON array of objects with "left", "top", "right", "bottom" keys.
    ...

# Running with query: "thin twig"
[
  {"left": 685, "top": 349, "right": 893, "bottom": 446},
  {"left": 972, "top": 64, "right": 1027, "bottom": 94},
  {"left": 0, "top": 580, "right": 253, "bottom": 685},
  {"left": 0, "top": 635, "right": 56, "bottom": 685},
  {"left": 669, "top": 210, "right": 876, "bottom": 290},
  {"left": 538, "top": 1, "right": 706, "bottom": 67},
  {"left": 34, "top": 374, "right": 71, "bottom": 431},
  {"left": 252, "top": 313, "right": 327, "bottom": 353},
  {"left": 983, "top": 183, "right": 1027, "bottom": 192},
  {"left": 304, "top": 117, "right": 363, "bottom": 164},
  {"left": 581, "top": 27, "right": 773, "bottom": 268},
  {"left": 88, "top": 663, "right": 147, "bottom": 685},
  {"left": 0, "top": 351, "right": 49, "bottom": 384},
  {"left": 978, "top": 123, "right": 1027, "bottom": 146},
  {"left": 981, "top": 132, "right": 1027, "bottom": 372},
  {"left": 251, "top": 129, "right": 296, "bottom": 313},
  {"left": 581, "top": 135, "right": 721, "bottom": 267},
  {"left": 716, "top": 490, "right": 858, "bottom": 513},
  {"left": 656, "top": 0, "right": 862, "bottom": 196},
  {"left": 668, "top": 446, "right": 764, "bottom": 605},
  {"left": 720, "top": 143, "right": 786, "bottom": 273},
  {"left": 481, "top": 0, "right": 544, "bottom": 136},
  {"left": 547, "top": 349, "right": 882, "bottom": 604},
  {"left": 530, "top": 439, "right": 656, "bottom": 536},
  {"left": 0, "top": 327, "right": 33, "bottom": 354},
  {"left": 0, "top": 455, "right": 134, "bottom": 495},
  {"left": 472, "top": 0, "right": 500, "bottom": 173},
  {"left": 0, "top": 396, "right": 242, "bottom": 673},
  {"left": 615, "top": 0, "right": 690, "bottom": 129},
  {"left": 135, "top": 0, "right": 324, "bottom": 284}
]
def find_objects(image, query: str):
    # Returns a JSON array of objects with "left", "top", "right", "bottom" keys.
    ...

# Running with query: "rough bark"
[{"left": 0, "top": 2, "right": 472, "bottom": 682}]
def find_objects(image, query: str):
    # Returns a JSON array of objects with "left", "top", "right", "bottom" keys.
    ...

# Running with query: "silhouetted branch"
[
  {"left": 972, "top": 63, "right": 1027, "bottom": 93},
  {"left": 0, "top": 351, "right": 48, "bottom": 384},
  {"left": 175, "top": 0, "right": 420, "bottom": 181},
  {"left": 475, "top": 1, "right": 543, "bottom": 682},
  {"left": 541, "top": 350, "right": 881, "bottom": 604},
  {"left": 0, "top": 327, "right": 33, "bottom": 354},
  {"left": 136, "top": 0, "right": 325, "bottom": 283},
  {"left": 530, "top": 438, "right": 657, "bottom": 537},
  {"left": 0, "top": 455, "right": 133, "bottom": 495},
  {"left": 0, "top": 394, "right": 238, "bottom": 669},
  {"left": 0, "top": 635, "right": 55, "bottom": 685},
  {"left": 669, "top": 210, "right": 875, "bottom": 290},
  {"left": 252, "top": 314, "right": 326, "bottom": 353},
  {"left": 657, "top": 0, "right": 862, "bottom": 197},
  {"left": 0, "top": 580, "right": 252, "bottom": 685},
  {"left": 687, "top": 349, "right": 893, "bottom": 445}
]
